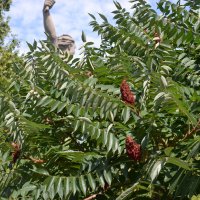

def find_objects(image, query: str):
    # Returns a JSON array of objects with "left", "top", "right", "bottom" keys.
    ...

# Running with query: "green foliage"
[
  {"left": 0, "top": 0, "right": 22, "bottom": 91},
  {"left": 0, "top": 0, "right": 12, "bottom": 44},
  {"left": 0, "top": 0, "right": 200, "bottom": 199}
]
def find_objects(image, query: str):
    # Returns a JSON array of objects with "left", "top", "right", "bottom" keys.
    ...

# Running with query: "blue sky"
[{"left": 7, "top": 0, "right": 160, "bottom": 56}]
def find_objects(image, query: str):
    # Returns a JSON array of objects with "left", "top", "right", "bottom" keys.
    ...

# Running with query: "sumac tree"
[{"left": 0, "top": 0, "right": 200, "bottom": 199}]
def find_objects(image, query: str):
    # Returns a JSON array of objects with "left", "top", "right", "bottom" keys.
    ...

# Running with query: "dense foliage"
[
  {"left": 0, "top": 0, "right": 12, "bottom": 43},
  {"left": 0, "top": 0, "right": 21, "bottom": 90},
  {"left": 0, "top": 0, "right": 200, "bottom": 199}
]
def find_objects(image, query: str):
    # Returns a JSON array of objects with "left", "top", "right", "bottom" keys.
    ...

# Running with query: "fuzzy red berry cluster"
[
  {"left": 120, "top": 80, "right": 135, "bottom": 105},
  {"left": 11, "top": 142, "right": 21, "bottom": 164},
  {"left": 125, "top": 136, "right": 141, "bottom": 161}
]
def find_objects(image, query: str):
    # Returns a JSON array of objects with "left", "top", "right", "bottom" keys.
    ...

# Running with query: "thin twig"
[
  {"left": 83, "top": 194, "right": 98, "bottom": 200},
  {"left": 182, "top": 119, "right": 200, "bottom": 140}
]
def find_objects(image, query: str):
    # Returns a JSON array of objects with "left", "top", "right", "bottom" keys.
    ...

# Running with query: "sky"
[{"left": 7, "top": 0, "right": 159, "bottom": 56}]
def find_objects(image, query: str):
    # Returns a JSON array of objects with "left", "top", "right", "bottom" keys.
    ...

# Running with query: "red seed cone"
[
  {"left": 120, "top": 80, "right": 135, "bottom": 105},
  {"left": 11, "top": 142, "right": 21, "bottom": 163},
  {"left": 125, "top": 136, "right": 141, "bottom": 161},
  {"left": 12, "top": 150, "right": 20, "bottom": 163}
]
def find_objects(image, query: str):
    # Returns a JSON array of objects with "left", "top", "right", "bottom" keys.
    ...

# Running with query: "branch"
[
  {"left": 23, "top": 155, "right": 45, "bottom": 164},
  {"left": 83, "top": 194, "right": 98, "bottom": 200},
  {"left": 28, "top": 157, "right": 45, "bottom": 164},
  {"left": 182, "top": 119, "right": 200, "bottom": 140}
]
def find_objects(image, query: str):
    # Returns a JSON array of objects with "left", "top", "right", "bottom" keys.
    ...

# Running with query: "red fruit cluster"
[
  {"left": 120, "top": 80, "right": 135, "bottom": 105},
  {"left": 125, "top": 136, "right": 141, "bottom": 161},
  {"left": 11, "top": 142, "right": 21, "bottom": 163}
]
